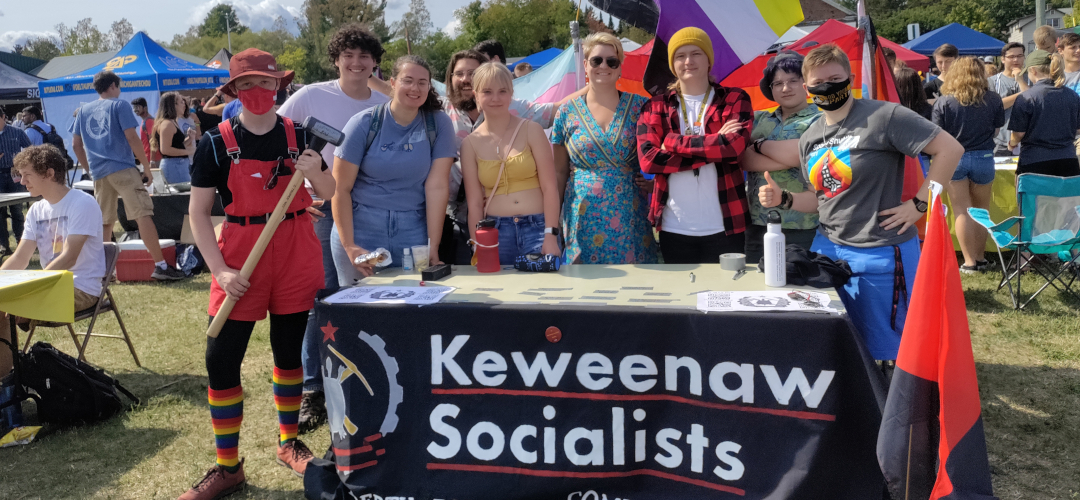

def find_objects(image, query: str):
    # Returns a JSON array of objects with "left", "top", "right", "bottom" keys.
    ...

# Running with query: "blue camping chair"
[{"left": 969, "top": 173, "right": 1080, "bottom": 309}]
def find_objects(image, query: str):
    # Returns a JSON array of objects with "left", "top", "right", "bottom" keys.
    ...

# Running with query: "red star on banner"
[{"left": 321, "top": 321, "right": 338, "bottom": 343}]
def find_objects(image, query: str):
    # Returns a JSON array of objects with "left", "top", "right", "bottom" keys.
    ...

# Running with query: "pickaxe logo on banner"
[
  {"left": 105, "top": 55, "right": 138, "bottom": 70},
  {"left": 322, "top": 323, "right": 403, "bottom": 475}
]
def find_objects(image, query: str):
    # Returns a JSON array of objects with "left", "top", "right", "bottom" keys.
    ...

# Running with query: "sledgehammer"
[{"left": 206, "top": 116, "right": 345, "bottom": 338}]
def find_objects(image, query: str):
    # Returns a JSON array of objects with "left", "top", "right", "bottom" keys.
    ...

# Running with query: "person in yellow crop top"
[{"left": 460, "top": 62, "right": 562, "bottom": 264}]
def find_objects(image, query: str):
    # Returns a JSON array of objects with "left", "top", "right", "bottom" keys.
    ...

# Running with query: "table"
[
  {"left": 306, "top": 265, "right": 887, "bottom": 499},
  {"left": 117, "top": 193, "right": 225, "bottom": 240},
  {"left": 0, "top": 271, "right": 74, "bottom": 414},
  {"left": 0, "top": 192, "right": 40, "bottom": 209}
]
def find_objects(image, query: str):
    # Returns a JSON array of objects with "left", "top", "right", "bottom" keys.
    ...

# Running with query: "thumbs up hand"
[{"left": 759, "top": 171, "right": 782, "bottom": 208}]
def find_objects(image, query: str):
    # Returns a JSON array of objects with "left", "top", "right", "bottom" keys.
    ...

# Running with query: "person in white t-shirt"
[
  {"left": 0, "top": 145, "right": 105, "bottom": 378},
  {"left": 276, "top": 23, "right": 389, "bottom": 433}
]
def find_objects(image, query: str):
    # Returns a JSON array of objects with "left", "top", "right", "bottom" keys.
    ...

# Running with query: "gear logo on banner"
[
  {"left": 322, "top": 325, "right": 403, "bottom": 476},
  {"left": 808, "top": 148, "right": 853, "bottom": 198}
]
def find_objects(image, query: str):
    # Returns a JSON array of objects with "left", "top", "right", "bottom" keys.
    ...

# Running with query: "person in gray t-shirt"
[
  {"left": 988, "top": 42, "right": 1027, "bottom": 155},
  {"left": 759, "top": 44, "right": 963, "bottom": 361}
]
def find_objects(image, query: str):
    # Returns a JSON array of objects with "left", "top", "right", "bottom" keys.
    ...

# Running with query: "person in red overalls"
[{"left": 180, "top": 48, "right": 335, "bottom": 500}]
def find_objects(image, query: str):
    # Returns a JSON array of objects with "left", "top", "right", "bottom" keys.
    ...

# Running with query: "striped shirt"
[{"left": 0, "top": 125, "right": 32, "bottom": 171}]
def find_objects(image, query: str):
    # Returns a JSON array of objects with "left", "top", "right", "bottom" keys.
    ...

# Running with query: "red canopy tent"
[
  {"left": 618, "top": 39, "right": 653, "bottom": 97},
  {"left": 787, "top": 20, "right": 929, "bottom": 73}
]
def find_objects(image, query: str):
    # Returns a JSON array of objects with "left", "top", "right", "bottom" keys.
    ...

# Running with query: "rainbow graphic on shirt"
[{"left": 808, "top": 148, "right": 853, "bottom": 198}]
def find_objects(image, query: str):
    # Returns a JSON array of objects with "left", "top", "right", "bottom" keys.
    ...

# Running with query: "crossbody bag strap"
[{"left": 483, "top": 118, "right": 529, "bottom": 217}]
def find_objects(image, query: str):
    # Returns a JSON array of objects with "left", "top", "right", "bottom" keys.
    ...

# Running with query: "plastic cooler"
[{"left": 116, "top": 239, "right": 177, "bottom": 282}]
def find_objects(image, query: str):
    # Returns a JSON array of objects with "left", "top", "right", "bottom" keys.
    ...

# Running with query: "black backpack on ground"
[
  {"left": 20, "top": 342, "right": 139, "bottom": 426},
  {"left": 29, "top": 123, "right": 75, "bottom": 170}
]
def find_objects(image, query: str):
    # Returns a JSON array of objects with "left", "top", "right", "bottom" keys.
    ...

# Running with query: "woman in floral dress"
[{"left": 552, "top": 32, "right": 658, "bottom": 264}]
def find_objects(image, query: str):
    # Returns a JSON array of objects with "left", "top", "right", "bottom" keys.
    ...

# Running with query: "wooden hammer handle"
[{"left": 206, "top": 171, "right": 307, "bottom": 338}]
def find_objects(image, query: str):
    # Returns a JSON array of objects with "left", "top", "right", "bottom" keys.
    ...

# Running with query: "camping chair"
[
  {"left": 20, "top": 243, "right": 141, "bottom": 366},
  {"left": 969, "top": 173, "right": 1080, "bottom": 309}
]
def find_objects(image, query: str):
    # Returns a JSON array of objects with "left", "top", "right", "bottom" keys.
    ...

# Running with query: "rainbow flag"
[
  {"left": 511, "top": 45, "right": 581, "bottom": 104},
  {"left": 642, "top": 0, "right": 804, "bottom": 95}
]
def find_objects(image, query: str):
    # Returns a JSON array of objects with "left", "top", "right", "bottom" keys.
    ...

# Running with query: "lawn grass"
[{"left": 1, "top": 257, "right": 1079, "bottom": 499}]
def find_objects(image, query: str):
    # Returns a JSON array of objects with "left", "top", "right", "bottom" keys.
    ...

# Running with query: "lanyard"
[{"left": 678, "top": 87, "right": 711, "bottom": 135}]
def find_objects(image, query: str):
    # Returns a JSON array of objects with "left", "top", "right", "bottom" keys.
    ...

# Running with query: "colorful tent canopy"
[
  {"left": 903, "top": 23, "right": 1005, "bottom": 57},
  {"left": 205, "top": 48, "right": 233, "bottom": 71},
  {"left": 508, "top": 47, "right": 563, "bottom": 71},
  {"left": 787, "top": 20, "right": 928, "bottom": 73}
]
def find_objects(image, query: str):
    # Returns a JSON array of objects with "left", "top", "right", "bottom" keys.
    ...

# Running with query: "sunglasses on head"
[{"left": 589, "top": 56, "right": 621, "bottom": 69}]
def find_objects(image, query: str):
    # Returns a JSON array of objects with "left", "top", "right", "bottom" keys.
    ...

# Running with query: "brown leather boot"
[
  {"left": 177, "top": 459, "right": 246, "bottom": 500},
  {"left": 276, "top": 439, "right": 314, "bottom": 477}
]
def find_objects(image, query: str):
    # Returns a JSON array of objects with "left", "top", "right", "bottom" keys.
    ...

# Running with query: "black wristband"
[
  {"left": 779, "top": 190, "right": 793, "bottom": 210},
  {"left": 753, "top": 138, "right": 765, "bottom": 155}
]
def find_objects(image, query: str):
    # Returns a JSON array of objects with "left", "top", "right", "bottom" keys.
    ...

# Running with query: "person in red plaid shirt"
[{"left": 636, "top": 27, "right": 752, "bottom": 264}]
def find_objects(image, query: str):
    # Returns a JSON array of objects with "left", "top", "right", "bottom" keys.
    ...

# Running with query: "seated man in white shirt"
[{"left": 0, "top": 145, "right": 105, "bottom": 377}]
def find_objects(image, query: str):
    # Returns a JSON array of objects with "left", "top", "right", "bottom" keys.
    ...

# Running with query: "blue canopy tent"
[
  {"left": 902, "top": 23, "right": 1005, "bottom": 57},
  {"left": 508, "top": 48, "right": 564, "bottom": 71},
  {"left": 37, "top": 32, "right": 229, "bottom": 160}
]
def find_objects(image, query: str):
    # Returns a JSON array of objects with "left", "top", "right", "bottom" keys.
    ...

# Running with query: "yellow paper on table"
[{"left": 0, "top": 270, "right": 75, "bottom": 323}]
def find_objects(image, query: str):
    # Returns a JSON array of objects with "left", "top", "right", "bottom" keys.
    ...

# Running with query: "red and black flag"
[{"left": 877, "top": 192, "right": 997, "bottom": 499}]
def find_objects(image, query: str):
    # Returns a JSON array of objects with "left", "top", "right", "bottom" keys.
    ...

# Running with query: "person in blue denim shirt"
[
  {"left": 331, "top": 55, "right": 455, "bottom": 284},
  {"left": 932, "top": 57, "right": 1004, "bottom": 273}
]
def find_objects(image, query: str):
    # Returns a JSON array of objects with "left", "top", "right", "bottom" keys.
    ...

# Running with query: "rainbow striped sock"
[
  {"left": 273, "top": 367, "right": 303, "bottom": 445},
  {"left": 208, "top": 386, "right": 244, "bottom": 469}
]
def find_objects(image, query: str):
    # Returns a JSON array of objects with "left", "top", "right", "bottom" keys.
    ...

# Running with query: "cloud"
[
  {"left": 189, "top": 0, "right": 303, "bottom": 36},
  {"left": 0, "top": 30, "right": 60, "bottom": 52},
  {"left": 443, "top": 19, "right": 461, "bottom": 37}
]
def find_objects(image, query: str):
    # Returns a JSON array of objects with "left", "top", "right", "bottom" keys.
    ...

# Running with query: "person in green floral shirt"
[{"left": 741, "top": 51, "right": 822, "bottom": 265}]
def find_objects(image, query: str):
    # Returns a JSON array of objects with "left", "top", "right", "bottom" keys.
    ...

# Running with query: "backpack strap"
[
  {"left": 281, "top": 116, "right": 300, "bottom": 162},
  {"left": 424, "top": 110, "right": 437, "bottom": 148},
  {"left": 364, "top": 103, "right": 388, "bottom": 153},
  {"left": 113, "top": 379, "right": 140, "bottom": 405},
  {"left": 217, "top": 121, "right": 241, "bottom": 164},
  {"left": 29, "top": 124, "right": 47, "bottom": 136}
]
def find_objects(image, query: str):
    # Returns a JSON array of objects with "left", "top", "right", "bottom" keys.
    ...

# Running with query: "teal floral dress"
[{"left": 551, "top": 93, "right": 658, "bottom": 264}]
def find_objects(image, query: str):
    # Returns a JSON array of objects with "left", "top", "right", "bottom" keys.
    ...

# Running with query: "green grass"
[{"left": 1, "top": 257, "right": 1079, "bottom": 499}]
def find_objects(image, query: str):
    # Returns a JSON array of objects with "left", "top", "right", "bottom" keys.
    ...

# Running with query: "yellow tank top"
[{"left": 477, "top": 147, "right": 541, "bottom": 197}]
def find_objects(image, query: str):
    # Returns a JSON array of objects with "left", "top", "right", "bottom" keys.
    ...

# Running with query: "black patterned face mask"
[{"left": 807, "top": 79, "right": 851, "bottom": 111}]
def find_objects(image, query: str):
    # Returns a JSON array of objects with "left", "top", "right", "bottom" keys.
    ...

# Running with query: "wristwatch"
[
  {"left": 544, "top": 227, "right": 560, "bottom": 236},
  {"left": 912, "top": 195, "right": 928, "bottom": 213}
]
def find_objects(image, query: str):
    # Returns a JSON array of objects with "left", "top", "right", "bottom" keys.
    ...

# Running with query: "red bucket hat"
[{"left": 218, "top": 48, "right": 295, "bottom": 97}]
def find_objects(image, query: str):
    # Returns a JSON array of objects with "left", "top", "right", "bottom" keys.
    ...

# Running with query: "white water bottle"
[
  {"left": 763, "top": 210, "right": 786, "bottom": 287},
  {"left": 402, "top": 248, "right": 414, "bottom": 271}
]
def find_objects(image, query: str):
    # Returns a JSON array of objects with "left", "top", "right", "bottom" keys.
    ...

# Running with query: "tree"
[
  {"left": 56, "top": 18, "right": 110, "bottom": 55},
  {"left": 455, "top": 0, "right": 580, "bottom": 58},
  {"left": 15, "top": 37, "right": 62, "bottom": 61},
  {"left": 108, "top": 18, "right": 134, "bottom": 50},
  {"left": 392, "top": 0, "right": 434, "bottom": 44},
  {"left": 296, "top": 0, "right": 390, "bottom": 83},
  {"left": 199, "top": 4, "right": 248, "bottom": 38}
]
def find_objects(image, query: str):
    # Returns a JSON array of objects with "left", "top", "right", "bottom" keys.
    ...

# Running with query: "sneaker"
[
  {"left": 959, "top": 264, "right": 980, "bottom": 274},
  {"left": 975, "top": 260, "right": 991, "bottom": 271},
  {"left": 177, "top": 459, "right": 246, "bottom": 500},
  {"left": 276, "top": 439, "right": 314, "bottom": 477},
  {"left": 152, "top": 266, "right": 187, "bottom": 281},
  {"left": 298, "top": 391, "right": 326, "bottom": 434}
]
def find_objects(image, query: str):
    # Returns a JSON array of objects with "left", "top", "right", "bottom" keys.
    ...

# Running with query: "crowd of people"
[{"left": 1, "top": 19, "right": 1079, "bottom": 500}]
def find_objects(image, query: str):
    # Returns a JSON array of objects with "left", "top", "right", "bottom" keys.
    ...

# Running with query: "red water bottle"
[{"left": 475, "top": 218, "right": 500, "bottom": 273}]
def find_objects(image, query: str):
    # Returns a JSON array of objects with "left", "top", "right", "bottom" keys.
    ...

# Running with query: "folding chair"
[
  {"left": 969, "top": 173, "right": 1080, "bottom": 309},
  {"left": 21, "top": 242, "right": 141, "bottom": 366}
]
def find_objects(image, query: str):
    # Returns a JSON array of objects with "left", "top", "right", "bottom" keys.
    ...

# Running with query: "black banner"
[{"left": 306, "top": 302, "right": 887, "bottom": 500}]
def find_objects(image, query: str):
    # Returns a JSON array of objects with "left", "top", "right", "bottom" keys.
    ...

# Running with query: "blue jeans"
[
  {"left": 0, "top": 172, "right": 25, "bottom": 248},
  {"left": 301, "top": 201, "right": 337, "bottom": 393},
  {"left": 158, "top": 157, "right": 191, "bottom": 184},
  {"left": 811, "top": 234, "right": 920, "bottom": 361},
  {"left": 330, "top": 202, "right": 427, "bottom": 286},
  {"left": 951, "top": 150, "right": 995, "bottom": 184},
  {"left": 492, "top": 214, "right": 546, "bottom": 264}
]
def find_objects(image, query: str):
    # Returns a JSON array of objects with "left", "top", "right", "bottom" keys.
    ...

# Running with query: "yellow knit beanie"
[{"left": 667, "top": 27, "right": 714, "bottom": 75}]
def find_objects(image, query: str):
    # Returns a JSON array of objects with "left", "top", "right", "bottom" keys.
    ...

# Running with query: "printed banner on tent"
[{"left": 305, "top": 302, "right": 887, "bottom": 499}]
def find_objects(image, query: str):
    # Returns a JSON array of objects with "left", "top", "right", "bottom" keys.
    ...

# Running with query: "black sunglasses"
[
  {"left": 589, "top": 56, "right": 621, "bottom": 69},
  {"left": 264, "top": 157, "right": 292, "bottom": 190}
]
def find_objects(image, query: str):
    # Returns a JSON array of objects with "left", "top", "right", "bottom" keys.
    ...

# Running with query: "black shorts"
[{"left": 1016, "top": 157, "right": 1080, "bottom": 177}]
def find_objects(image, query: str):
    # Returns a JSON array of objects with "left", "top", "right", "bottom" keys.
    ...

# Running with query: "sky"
[{"left": 0, "top": 0, "right": 474, "bottom": 52}]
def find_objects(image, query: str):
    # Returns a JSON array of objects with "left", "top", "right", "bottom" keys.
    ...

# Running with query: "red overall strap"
[
  {"left": 281, "top": 116, "right": 300, "bottom": 163},
  {"left": 217, "top": 121, "right": 241, "bottom": 164}
]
